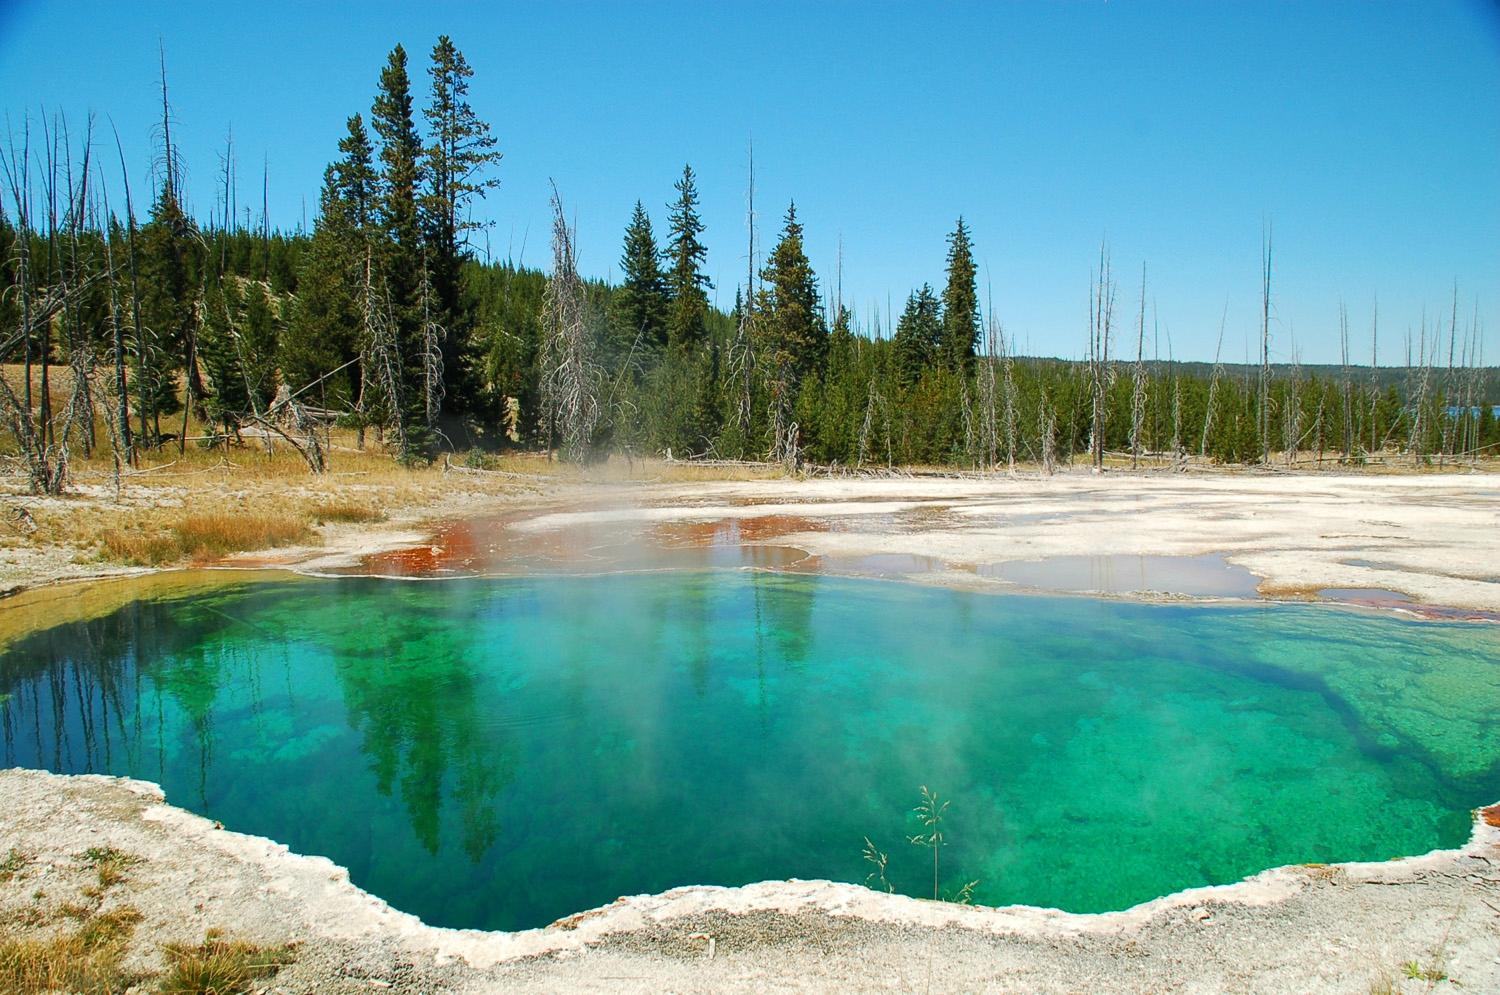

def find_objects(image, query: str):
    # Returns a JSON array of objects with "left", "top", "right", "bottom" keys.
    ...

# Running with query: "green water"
[{"left": 3, "top": 572, "right": 1498, "bottom": 932}]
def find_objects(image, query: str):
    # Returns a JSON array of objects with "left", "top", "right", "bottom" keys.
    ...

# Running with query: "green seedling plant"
[
  {"left": 861, "top": 837, "right": 893, "bottom": 893},
  {"left": 909, "top": 785, "right": 949, "bottom": 901},
  {"left": 863, "top": 786, "right": 984, "bottom": 905}
]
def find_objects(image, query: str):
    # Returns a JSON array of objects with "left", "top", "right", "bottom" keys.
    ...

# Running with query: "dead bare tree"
[
  {"left": 1409, "top": 314, "right": 1430, "bottom": 464},
  {"left": 767, "top": 361, "right": 800, "bottom": 470},
  {"left": 539, "top": 184, "right": 600, "bottom": 462},
  {"left": 725, "top": 140, "right": 757, "bottom": 452},
  {"left": 1339, "top": 301, "right": 1354, "bottom": 462},
  {"left": 419, "top": 255, "right": 446, "bottom": 435},
  {"left": 1001, "top": 330, "right": 1018, "bottom": 474},
  {"left": 1283, "top": 330, "right": 1301, "bottom": 468},
  {"left": 857, "top": 376, "right": 892, "bottom": 468},
  {"left": 1259, "top": 227, "right": 1273, "bottom": 465},
  {"left": 1459, "top": 301, "right": 1482, "bottom": 463},
  {"left": 1130, "top": 263, "right": 1147, "bottom": 469},
  {"left": 1039, "top": 388, "right": 1057, "bottom": 476},
  {"left": 0, "top": 114, "right": 102, "bottom": 494},
  {"left": 264, "top": 384, "right": 327, "bottom": 473},
  {"left": 976, "top": 316, "right": 999, "bottom": 470},
  {"left": 1369, "top": 300, "right": 1380, "bottom": 456},
  {"left": 1200, "top": 303, "right": 1229, "bottom": 459},
  {"left": 1164, "top": 321, "right": 1183, "bottom": 464},
  {"left": 1087, "top": 243, "right": 1115, "bottom": 472},
  {"left": 1439, "top": 285, "right": 1459, "bottom": 467}
]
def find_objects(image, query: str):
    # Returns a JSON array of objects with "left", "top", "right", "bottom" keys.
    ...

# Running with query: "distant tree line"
[{"left": 1, "top": 39, "right": 1497, "bottom": 493}]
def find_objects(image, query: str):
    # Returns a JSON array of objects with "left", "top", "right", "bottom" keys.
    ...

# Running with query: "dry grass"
[
  {"left": 0, "top": 820, "right": 293, "bottom": 995},
  {"left": 308, "top": 498, "right": 386, "bottom": 524},
  {"left": 0, "top": 908, "right": 290, "bottom": 995},
  {"left": 172, "top": 512, "right": 314, "bottom": 558},
  {"left": 159, "top": 930, "right": 296, "bottom": 995},
  {"left": 2, "top": 416, "right": 559, "bottom": 584},
  {"left": 100, "top": 512, "right": 315, "bottom": 567},
  {"left": 0, "top": 905, "right": 145, "bottom": 995}
]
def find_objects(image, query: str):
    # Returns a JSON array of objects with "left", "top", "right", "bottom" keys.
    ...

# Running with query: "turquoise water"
[{"left": 2, "top": 572, "right": 1498, "bottom": 932}]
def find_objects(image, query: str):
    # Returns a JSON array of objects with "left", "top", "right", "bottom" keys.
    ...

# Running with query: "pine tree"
[
  {"left": 240, "top": 280, "right": 282, "bottom": 409},
  {"left": 423, "top": 35, "right": 500, "bottom": 418},
  {"left": 199, "top": 285, "right": 249, "bottom": 437},
  {"left": 136, "top": 187, "right": 200, "bottom": 439},
  {"left": 614, "top": 201, "right": 668, "bottom": 359},
  {"left": 284, "top": 166, "right": 362, "bottom": 405},
  {"left": 370, "top": 44, "right": 434, "bottom": 458},
  {"left": 665, "top": 164, "right": 711, "bottom": 354},
  {"left": 940, "top": 217, "right": 979, "bottom": 372},
  {"left": 335, "top": 114, "right": 377, "bottom": 231},
  {"left": 893, "top": 285, "right": 942, "bottom": 389},
  {"left": 758, "top": 202, "right": 826, "bottom": 384}
]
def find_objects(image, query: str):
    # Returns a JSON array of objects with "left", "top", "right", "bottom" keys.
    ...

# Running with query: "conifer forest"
[{"left": 3, "top": 38, "right": 1497, "bottom": 496}]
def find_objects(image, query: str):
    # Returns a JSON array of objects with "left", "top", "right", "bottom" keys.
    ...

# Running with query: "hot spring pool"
[{"left": 2, "top": 571, "right": 1497, "bottom": 931}]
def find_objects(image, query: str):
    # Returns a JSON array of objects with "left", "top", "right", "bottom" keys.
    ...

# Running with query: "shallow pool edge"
[{"left": 4, "top": 767, "right": 1494, "bottom": 971}]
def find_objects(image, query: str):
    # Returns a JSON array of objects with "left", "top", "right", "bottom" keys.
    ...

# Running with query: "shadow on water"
[{"left": 3, "top": 572, "right": 1498, "bottom": 932}]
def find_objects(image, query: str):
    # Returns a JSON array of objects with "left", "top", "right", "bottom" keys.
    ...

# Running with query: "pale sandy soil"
[
  {"left": 404, "top": 470, "right": 1500, "bottom": 612},
  {"left": 3, "top": 466, "right": 1500, "bottom": 992}
]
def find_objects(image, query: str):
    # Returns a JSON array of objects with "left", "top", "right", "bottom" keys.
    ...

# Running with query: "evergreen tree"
[
  {"left": 335, "top": 114, "right": 377, "bottom": 231},
  {"left": 665, "top": 164, "right": 711, "bottom": 354},
  {"left": 893, "top": 285, "right": 942, "bottom": 389},
  {"left": 758, "top": 202, "right": 826, "bottom": 384},
  {"left": 614, "top": 201, "right": 668, "bottom": 359},
  {"left": 423, "top": 34, "right": 501, "bottom": 418},
  {"left": 371, "top": 43, "right": 434, "bottom": 458},
  {"left": 199, "top": 286, "right": 250, "bottom": 436},
  {"left": 233, "top": 280, "right": 280, "bottom": 410},
  {"left": 284, "top": 166, "right": 362, "bottom": 405},
  {"left": 136, "top": 187, "right": 201, "bottom": 438},
  {"left": 940, "top": 217, "right": 979, "bottom": 372}
]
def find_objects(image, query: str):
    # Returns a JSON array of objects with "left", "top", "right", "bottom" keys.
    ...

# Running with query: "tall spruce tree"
[
  {"left": 335, "top": 114, "right": 377, "bottom": 230},
  {"left": 239, "top": 280, "right": 282, "bottom": 410},
  {"left": 940, "top": 217, "right": 979, "bottom": 372},
  {"left": 758, "top": 202, "right": 826, "bottom": 383},
  {"left": 615, "top": 201, "right": 668, "bottom": 357},
  {"left": 136, "top": 187, "right": 199, "bottom": 440},
  {"left": 283, "top": 165, "right": 360, "bottom": 404},
  {"left": 665, "top": 164, "right": 711, "bottom": 353},
  {"left": 370, "top": 43, "right": 433, "bottom": 458},
  {"left": 423, "top": 35, "right": 500, "bottom": 417},
  {"left": 893, "top": 285, "right": 942, "bottom": 389},
  {"left": 199, "top": 286, "right": 249, "bottom": 438}
]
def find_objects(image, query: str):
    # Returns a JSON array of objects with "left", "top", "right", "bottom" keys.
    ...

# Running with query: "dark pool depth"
[{"left": 3, "top": 572, "right": 1497, "bottom": 931}]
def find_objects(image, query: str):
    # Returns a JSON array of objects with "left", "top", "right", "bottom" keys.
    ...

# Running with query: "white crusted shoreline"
[
  {"left": 1, "top": 768, "right": 1497, "bottom": 993},
  {"left": 493, "top": 473, "right": 1500, "bottom": 611}
]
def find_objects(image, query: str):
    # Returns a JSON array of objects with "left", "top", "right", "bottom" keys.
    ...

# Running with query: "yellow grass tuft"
[
  {"left": 308, "top": 499, "right": 386, "bottom": 524},
  {"left": 173, "top": 513, "right": 313, "bottom": 558},
  {"left": 0, "top": 905, "right": 144, "bottom": 995},
  {"left": 158, "top": 931, "right": 296, "bottom": 995},
  {"left": 99, "top": 532, "right": 183, "bottom": 567},
  {"left": 101, "top": 513, "right": 315, "bottom": 567}
]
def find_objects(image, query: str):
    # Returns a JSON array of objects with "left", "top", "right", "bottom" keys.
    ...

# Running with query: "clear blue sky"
[{"left": 2, "top": 0, "right": 1497, "bottom": 364}]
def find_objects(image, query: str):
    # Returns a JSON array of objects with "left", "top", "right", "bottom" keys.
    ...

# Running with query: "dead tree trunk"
[
  {"left": 538, "top": 184, "right": 600, "bottom": 463},
  {"left": 1260, "top": 227, "right": 1273, "bottom": 466},
  {"left": 1088, "top": 244, "right": 1114, "bottom": 473},
  {"left": 1130, "top": 264, "right": 1147, "bottom": 470}
]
